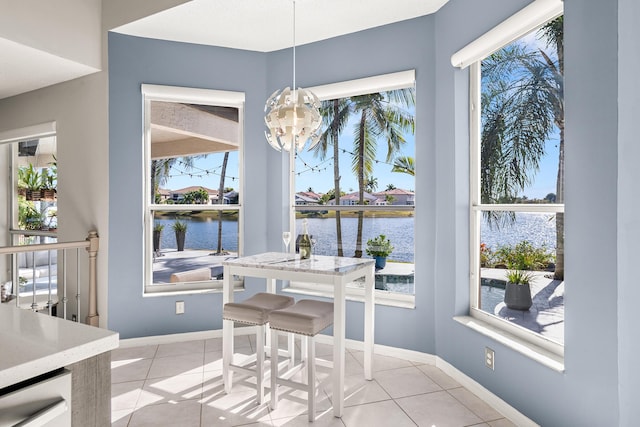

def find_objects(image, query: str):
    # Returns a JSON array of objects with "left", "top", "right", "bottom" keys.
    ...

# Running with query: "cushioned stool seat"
[
  {"left": 269, "top": 299, "right": 334, "bottom": 422},
  {"left": 223, "top": 292, "right": 294, "bottom": 404},
  {"left": 268, "top": 299, "right": 334, "bottom": 336},
  {"left": 223, "top": 292, "right": 295, "bottom": 325}
]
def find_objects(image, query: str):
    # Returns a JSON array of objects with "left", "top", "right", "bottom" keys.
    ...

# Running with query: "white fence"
[{"left": 0, "top": 231, "right": 99, "bottom": 325}]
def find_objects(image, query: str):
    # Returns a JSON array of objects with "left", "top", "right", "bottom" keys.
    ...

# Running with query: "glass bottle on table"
[{"left": 299, "top": 219, "right": 312, "bottom": 260}]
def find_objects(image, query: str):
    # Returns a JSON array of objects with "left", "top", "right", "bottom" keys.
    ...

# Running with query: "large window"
[
  {"left": 469, "top": 16, "right": 564, "bottom": 354},
  {"left": 287, "top": 71, "right": 416, "bottom": 306},
  {"left": 142, "top": 85, "right": 244, "bottom": 294}
]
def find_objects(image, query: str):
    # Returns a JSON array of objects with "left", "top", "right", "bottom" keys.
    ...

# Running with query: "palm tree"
[
  {"left": 216, "top": 152, "right": 229, "bottom": 254},
  {"left": 350, "top": 89, "right": 415, "bottom": 257},
  {"left": 386, "top": 183, "right": 397, "bottom": 191},
  {"left": 365, "top": 176, "right": 378, "bottom": 193},
  {"left": 480, "top": 16, "right": 564, "bottom": 279},
  {"left": 391, "top": 156, "right": 415, "bottom": 176},
  {"left": 312, "top": 98, "right": 352, "bottom": 256}
]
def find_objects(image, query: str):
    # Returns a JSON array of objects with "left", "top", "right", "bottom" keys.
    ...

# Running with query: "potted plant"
[
  {"left": 20, "top": 164, "right": 42, "bottom": 201},
  {"left": 366, "top": 234, "right": 394, "bottom": 269},
  {"left": 18, "top": 200, "right": 44, "bottom": 230},
  {"left": 40, "top": 166, "right": 56, "bottom": 200},
  {"left": 45, "top": 208, "right": 57, "bottom": 232},
  {"left": 153, "top": 223, "right": 164, "bottom": 253},
  {"left": 504, "top": 269, "right": 534, "bottom": 310},
  {"left": 172, "top": 220, "right": 187, "bottom": 252}
]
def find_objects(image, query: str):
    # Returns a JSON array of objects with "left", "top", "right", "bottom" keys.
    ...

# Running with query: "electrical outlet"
[
  {"left": 485, "top": 347, "right": 495, "bottom": 370},
  {"left": 176, "top": 301, "right": 185, "bottom": 314}
]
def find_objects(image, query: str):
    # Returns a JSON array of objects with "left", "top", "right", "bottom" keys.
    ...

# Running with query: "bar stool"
[
  {"left": 223, "top": 292, "right": 295, "bottom": 403},
  {"left": 269, "top": 299, "right": 334, "bottom": 422}
]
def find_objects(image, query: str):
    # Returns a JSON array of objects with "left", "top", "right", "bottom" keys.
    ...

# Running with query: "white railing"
[{"left": 0, "top": 231, "right": 99, "bottom": 325}]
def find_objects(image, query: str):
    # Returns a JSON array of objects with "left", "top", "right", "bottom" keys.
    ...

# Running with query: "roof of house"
[
  {"left": 297, "top": 191, "right": 322, "bottom": 200},
  {"left": 296, "top": 193, "right": 321, "bottom": 203},
  {"left": 373, "top": 188, "right": 415, "bottom": 196},
  {"left": 170, "top": 186, "right": 219, "bottom": 195},
  {"left": 341, "top": 191, "right": 377, "bottom": 201}
]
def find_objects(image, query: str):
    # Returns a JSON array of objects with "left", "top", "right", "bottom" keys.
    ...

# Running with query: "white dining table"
[{"left": 222, "top": 252, "right": 375, "bottom": 417}]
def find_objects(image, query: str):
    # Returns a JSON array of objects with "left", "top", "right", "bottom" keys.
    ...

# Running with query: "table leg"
[
  {"left": 333, "top": 279, "right": 346, "bottom": 417},
  {"left": 364, "top": 265, "right": 375, "bottom": 380},
  {"left": 265, "top": 277, "right": 275, "bottom": 351},
  {"left": 223, "top": 265, "right": 234, "bottom": 393}
]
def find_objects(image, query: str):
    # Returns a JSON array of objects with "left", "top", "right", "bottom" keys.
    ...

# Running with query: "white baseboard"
[
  {"left": 118, "top": 330, "right": 536, "bottom": 426},
  {"left": 435, "top": 358, "right": 539, "bottom": 427},
  {"left": 118, "top": 325, "right": 254, "bottom": 348}
]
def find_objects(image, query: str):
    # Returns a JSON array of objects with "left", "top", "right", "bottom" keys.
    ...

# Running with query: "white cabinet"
[{"left": 0, "top": 369, "right": 71, "bottom": 427}]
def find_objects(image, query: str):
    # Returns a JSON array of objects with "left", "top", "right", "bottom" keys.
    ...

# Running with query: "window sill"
[
  {"left": 143, "top": 280, "right": 243, "bottom": 297},
  {"left": 283, "top": 282, "right": 415, "bottom": 309},
  {"left": 454, "top": 315, "right": 564, "bottom": 372}
]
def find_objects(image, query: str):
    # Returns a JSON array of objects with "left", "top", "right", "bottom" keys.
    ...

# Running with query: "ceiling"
[
  {"left": 0, "top": 37, "right": 99, "bottom": 100},
  {"left": 113, "top": 0, "right": 449, "bottom": 52},
  {"left": 2, "top": 0, "right": 448, "bottom": 101}
]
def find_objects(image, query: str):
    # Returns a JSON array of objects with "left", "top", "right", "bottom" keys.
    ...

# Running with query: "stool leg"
[
  {"left": 308, "top": 335, "right": 316, "bottom": 422},
  {"left": 223, "top": 319, "right": 234, "bottom": 393},
  {"left": 288, "top": 333, "right": 295, "bottom": 367},
  {"left": 256, "top": 324, "right": 265, "bottom": 404},
  {"left": 270, "top": 329, "right": 279, "bottom": 410},
  {"left": 301, "top": 335, "right": 308, "bottom": 381}
]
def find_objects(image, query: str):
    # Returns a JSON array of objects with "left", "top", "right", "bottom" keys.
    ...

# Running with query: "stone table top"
[{"left": 223, "top": 252, "right": 374, "bottom": 276}]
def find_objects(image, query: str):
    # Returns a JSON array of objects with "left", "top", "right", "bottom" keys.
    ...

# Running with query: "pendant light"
[{"left": 264, "top": 0, "right": 322, "bottom": 152}]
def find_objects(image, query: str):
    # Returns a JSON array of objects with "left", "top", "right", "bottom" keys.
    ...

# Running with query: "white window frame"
[
  {"left": 284, "top": 71, "right": 417, "bottom": 309},
  {"left": 141, "top": 84, "right": 245, "bottom": 295},
  {"left": 462, "top": 3, "right": 565, "bottom": 365}
]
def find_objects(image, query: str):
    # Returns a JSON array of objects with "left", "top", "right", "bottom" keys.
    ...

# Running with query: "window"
[
  {"left": 142, "top": 85, "right": 244, "bottom": 294},
  {"left": 469, "top": 15, "right": 564, "bottom": 354},
  {"left": 287, "top": 71, "right": 416, "bottom": 307},
  {"left": 0, "top": 122, "right": 58, "bottom": 304}
]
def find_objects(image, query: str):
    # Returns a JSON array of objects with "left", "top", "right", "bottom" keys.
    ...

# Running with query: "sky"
[{"left": 523, "top": 134, "right": 560, "bottom": 199}]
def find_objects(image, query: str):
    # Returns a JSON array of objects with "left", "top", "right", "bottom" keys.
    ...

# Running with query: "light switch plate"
[
  {"left": 485, "top": 347, "right": 495, "bottom": 370},
  {"left": 176, "top": 301, "right": 185, "bottom": 314}
]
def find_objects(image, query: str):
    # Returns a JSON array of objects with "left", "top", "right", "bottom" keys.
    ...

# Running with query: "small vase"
[
  {"left": 504, "top": 282, "right": 532, "bottom": 310},
  {"left": 374, "top": 256, "right": 387, "bottom": 270},
  {"left": 42, "top": 189, "right": 56, "bottom": 200},
  {"left": 153, "top": 230, "right": 162, "bottom": 252},
  {"left": 26, "top": 189, "right": 42, "bottom": 201},
  {"left": 175, "top": 231, "right": 186, "bottom": 251}
]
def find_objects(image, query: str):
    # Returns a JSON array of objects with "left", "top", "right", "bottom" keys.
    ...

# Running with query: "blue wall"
[
  {"left": 108, "top": 0, "right": 631, "bottom": 423},
  {"left": 108, "top": 34, "right": 271, "bottom": 337},
  {"left": 108, "top": 17, "right": 438, "bottom": 352}
]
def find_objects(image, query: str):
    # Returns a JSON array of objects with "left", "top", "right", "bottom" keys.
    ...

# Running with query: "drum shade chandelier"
[{"left": 264, "top": 0, "right": 321, "bottom": 152}]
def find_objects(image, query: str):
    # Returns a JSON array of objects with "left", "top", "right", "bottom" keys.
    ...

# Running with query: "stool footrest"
[
  {"left": 275, "top": 377, "right": 315, "bottom": 393},
  {"left": 229, "top": 363, "right": 262, "bottom": 378},
  {"left": 277, "top": 362, "right": 306, "bottom": 381}
]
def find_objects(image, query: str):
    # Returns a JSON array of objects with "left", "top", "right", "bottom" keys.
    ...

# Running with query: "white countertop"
[{"left": 0, "top": 304, "right": 119, "bottom": 389}]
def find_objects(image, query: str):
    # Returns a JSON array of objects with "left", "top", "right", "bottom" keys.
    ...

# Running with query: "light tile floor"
[{"left": 111, "top": 337, "right": 517, "bottom": 427}]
